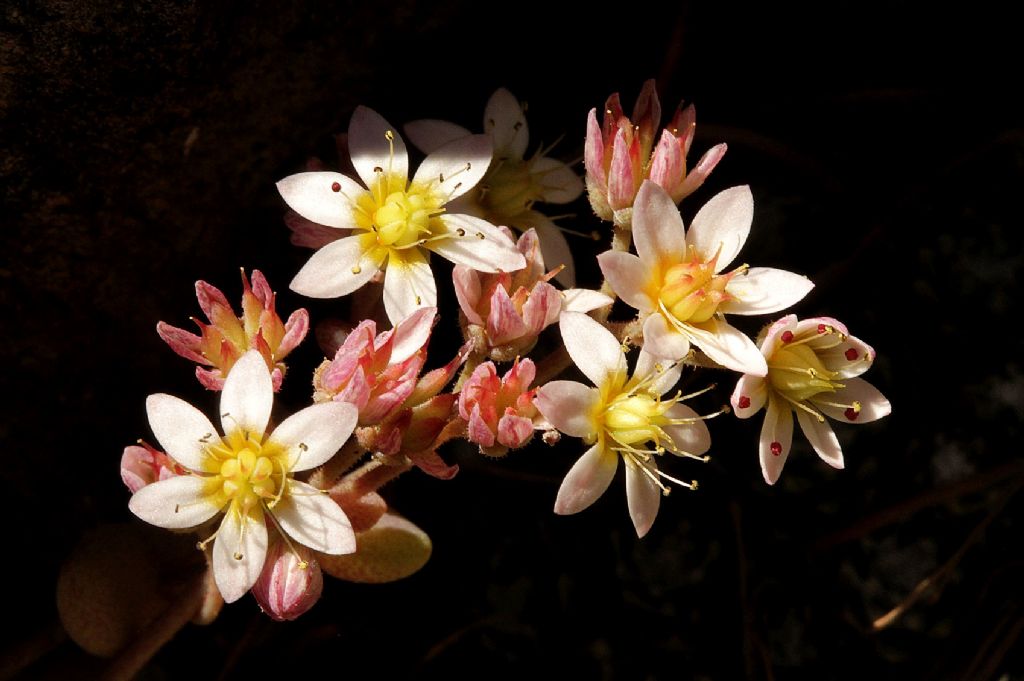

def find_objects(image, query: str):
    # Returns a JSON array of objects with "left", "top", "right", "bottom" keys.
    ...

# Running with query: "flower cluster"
[{"left": 111, "top": 83, "right": 890, "bottom": 628}]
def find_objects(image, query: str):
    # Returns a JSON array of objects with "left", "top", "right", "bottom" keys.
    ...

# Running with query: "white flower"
[
  {"left": 129, "top": 351, "right": 359, "bottom": 603},
  {"left": 598, "top": 181, "right": 814, "bottom": 375},
  {"left": 277, "top": 106, "right": 526, "bottom": 324},
  {"left": 405, "top": 88, "right": 583, "bottom": 286},
  {"left": 533, "top": 312, "right": 711, "bottom": 537}
]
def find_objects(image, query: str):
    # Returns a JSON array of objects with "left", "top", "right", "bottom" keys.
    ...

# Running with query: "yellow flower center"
[
  {"left": 355, "top": 175, "right": 446, "bottom": 250},
  {"left": 603, "top": 393, "right": 673, "bottom": 446},
  {"left": 204, "top": 431, "right": 289, "bottom": 517},
  {"left": 657, "top": 246, "right": 738, "bottom": 325}
]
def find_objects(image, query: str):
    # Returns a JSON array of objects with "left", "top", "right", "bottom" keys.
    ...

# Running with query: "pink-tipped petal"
[
  {"left": 403, "top": 119, "right": 471, "bottom": 155},
  {"left": 290, "top": 234, "right": 382, "bottom": 299},
  {"left": 212, "top": 510, "right": 268, "bottom": 603},
  {"left": 128, "top": 476, "right": 221, "bottom": 529},
  {"left": 277, "top": 309, "right": 310, "bottom": 358},
  {"left": 431, "top": 214, "right": 526, "bottom": 273},
  {"left": 452, "top": 265, "right": 484, "bottom": 325},
  {"left": 730, "top": 374, "right": 768, "bottom": 418},
  {"left": 270, "top": 402, "right": 358, "bottom": 472},
  {"left": 796, "top": 410, "right": 844, "bottom": 469},
  {"left": 487, "top": 285, "right": 530, "bottom": 346},
  {"left": 554, "top": 444, "right": 618, "bottom": 515},
  {"left": 685, "top": 318, "right": 767, "bottom": 376},
  {"left": 625, "top": 459, "right": 661, "bottom": 538},
  {"left": 349, "top": 106, "right": 408, "bottom": 189},
  {"left": 146, "top": 394, "right": 219, "bottom": 471},
  {"left": 276, "top": 172, "right": 363, "bottom": 229},
  {"left": 817, "top": 334, "right": 876, "bottom": 379},
  {"left": 812, "top": 378, "right": 891, "bottom": 424},
  {"left": 497, "top": 413, "right": 534, "bottom": 449},
  {"left": 597, "top": 250, "right": 655, "bottom": 312},
  {"left": 648, "top": 130, "right": 684, "bottom": 194},
  {"left": 559, "top": 312, "right": 626, "bottom": 387},
  {"left": 687, "top": 185, "right": 754, "bottom": 271},
  {"left": 533, "top": 381, "right": 600, "bottom": 439},
  {"left": 759, "top": 396, "right": 794, "bottom": 485},
  {"left": 467, "top": 403, "right": 496, "bottom": 447},
  {"left": 632, "top": 181, "right": 687, "bottom": 267},
  {"left": 390, "top": 306, "right": 436, "bottom": 364},
  {"left": 521, "top": 282, "right": 561, "bottom": 336},
  {"left": 156, "top": 323, "right": 208, "bottom": 364},
  {"left": 642, "top": 313, "right": 692, "bottom": 361},
  {"left": 721, "top": 267, "right": 814, "bottom": 316},
  {"left": 584, "top": 108, "right": 606, "bottom": 186},
  {"left": 382, "top": 248, "right": 436, "bottom": 325},
  {"left": 275, "top": 480, "right": 356, "bottom": 555},
  {"left": 607, "top": 127, "right": 638, "bottom": 211},
  {"left": 219, "top": 351, "right": 273, "bottom": 439},
  {"left": 524, "top": 212, "right": 575, "bottom": 287},
  {"left": 672, "top": 143, "right": 727, "bottom": 202},
  {"left": 413, "top": 134, "right": 493, "bottom": 202}
]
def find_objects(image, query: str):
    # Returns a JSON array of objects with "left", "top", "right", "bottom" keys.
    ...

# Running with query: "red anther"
[
  {"left": 817, "top": 323, "right": 827, "bottom": 334},
  {"left": 770, "top": 441, "right": 782, "bottom": 456},
  {"left": 331, "top": 182, "right": 341, "bottom": 192},
  {"left": 738, "top": 396, "right": 751, "bottom": 409},
  {"left": 781, "top": 331, "right": 794, "bottom": 343},
  {"left": 844, "top": 348, "right": 858, "bottom": 361},
  {"left": 844, "top": 407, "right": 859, "bottom": 421}
]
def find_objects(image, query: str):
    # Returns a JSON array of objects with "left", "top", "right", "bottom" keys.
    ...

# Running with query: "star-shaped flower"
[
  {"left": 277, "top": 106, "right": 526, "bottom": 324},
  {"left": 599, "top": 181, "right": 814, "bottom": 375},
  {"left": 533, "top": 312, "right": 711, "bottom": 537},
  {"left": 730, "top": 315, "right": 891, "bottom": 484},
  {"left": 129, "top": 351, "right": 359, "bottom": 602}
]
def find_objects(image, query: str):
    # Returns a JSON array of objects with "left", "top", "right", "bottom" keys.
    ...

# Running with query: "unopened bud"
[{"left": 252, "top": 540, "right": 323, "bottom": 622}]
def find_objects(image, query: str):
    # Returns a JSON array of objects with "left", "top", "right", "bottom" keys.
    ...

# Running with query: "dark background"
[{"left": 3, "top": 1, "right": 1023, "bottom": 679}]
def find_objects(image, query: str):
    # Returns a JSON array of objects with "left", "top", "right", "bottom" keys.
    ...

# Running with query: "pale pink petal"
[
  {"left": 533, "top": 381, "right": 600, "bottom": 439},
  {"left": 796, "top": 410, "right": 844, "bottom": 469},
  {"left": 146, "top": 394, "right": 219, "bottom": 471},
  {"left": 195, "top": 368, "right": 226, "bottom": 391},
  {"left": 684, "top": 318, "right": 767, "bottom": 376},
  {"left": 811, "top": 378, "right": 891, "bottom": 424},
  {"left": 531, "top": 156, "right": 584, "bottom": 204},
  {"left": 584, "top": 108, "right": 606, "bottom": 186},
  {"left": 487, "top": 285, "right": 530, "bottom": 345},
  {"left": 632, "top": 181, "right": 687, "bottom": 267},
  {"left": 662, "top": 403, "right": 712, "bottom": 455},
  {"left": 290, "top": 234, "right": 383, "bottom": 299},
  {"left": 633, "top": 348, "right": 682, "bottom": 397},
  {"left": 559, "top": 311, "right": 626, "bottom": 387},
  {"left": 625, "top": 460, "right": 661, "bottom": 538},
  {"left": 270, "top": 402, "right": 358, "bottom": 472},
  {"left": 277, "top": 309, "right": 310, "bottom": 358},
  {"left": 597, "top": 251, "right": 655, "bottom": 312},
  {"left": 276, "top": 172, "right": 363, "bottom": 229},
  {"left": 642, "top": 313, "right": 691, "bottom": 361},
  {"left": 649, "top": 131, "right": 684, "bottom": 194},
  {"left": 607, "top": 127, "right": 638, "bottom": 210},
  {"left": 128, "top": 476, "right": 221, "bottom": 529},
  {"left": 730, "top": 374, "right": 768, "bottom": 418},
  {"left": 523, "top": 212, "right": 575, "bottom": 287},
  {"left": 156, "top": 323, "right": 208, "bottom": 364},
  {"left": 721, "top": 267, "right": 814, "bottom": 316},
  {"left": 349, "top": 106, "right": 407, "bottom": 189},
  {"left": 497, "top": 413, "right": 534, "bottom": 449},
  {"left": 412, "top": 134, "right": 493, "bottom": 202},
  {"left": 403, "top": 119, "right": 471, "bottom": 155},
  {"left": 483, "top": 87, "right": 528, "bottom": 159},
  {"left": 520, "top": 282, "right": 561, "bottom": 336},
  {"left": 212, "top": 509, "right": 268, "bottom": 603},
  {"left": 390, "top": 306, "right": 436, "bottom": 364},
  {"left": 554, "top": 444, "right": 619, "bottom": 515},
  {"left": 431, "top": 214, "right": 526, "bottom": 273},
  {"left": 274, "top": 480, "right": 356, "bottom": 555},
  {"left": 452, "top": 265, "right": 484, "bottom": 325},
  {"left": 561, "top": 288, "right": 613, "bottom": 314},
  {"left": 382, "top": 248, "right": 436, "bottom": 325},
  {"left": 467, "top": 403, "right": 496, "bottom": 447},
  {"left": 759, "top": 396, "right": 794, "bottom": 485},
  {"left": 687, "top": 185, "right": 754, "bottom": 271},
  {"left": 219, "top": 350, "right": 273, "bottom": 439},
  {"left": 672, "top": 143, "right": 727, "bottom": 202}
]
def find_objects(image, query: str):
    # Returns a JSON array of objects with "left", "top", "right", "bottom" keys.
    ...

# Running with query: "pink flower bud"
[
  {"left": 252, "top": 539, "right": 323, "bottom": 622},
  {"left": 459, "top": 358, "right": 540, "bottom": 455},
  {"left": 119, "top": 441, "right": 183, "bottom": 493},
  {"left": 157, "top": 269, "right": 309, "bottom": 391}
]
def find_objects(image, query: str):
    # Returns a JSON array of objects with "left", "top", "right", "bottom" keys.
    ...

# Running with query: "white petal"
[
  {"left": 531, "top": 156, "right": 584, "bottom": 204},
  {"left": 274, "top": 481, "right": 356, "bottom": 555},
  {"left": 559, "top": 311, "right": 627, "bottom": 388},
  {"left": 382, "top": 248, "right": 436, "bottom": 325},
  {"left": 685, "top": 318, "right": 767, "bottom": 376},
  {"left": 129, "top": 476, "right": 221, "bottom": 529},
  {"left": 413, "top": 134, "right": 493, "bottom": 202},
  {"left": 270, "top": 402, "right": 358, "bottom": 472},
  {"left": 212, "top": 509, "right": 268, "bottom": 603},
  {"left": 721, "top": 268, "right": 814, "bottom": 316},
  {"left": 533, "top": 381, "right": 601, "bottom": 438},
  {"left": 634, "top": 349, "right": 681, "bottom": 397},
  {"left": 598, "top": 251, "right": 655, "bottom": 313},
  {"left": 146, "top": 394, "right": 219, "bottom": 471},
  {"left": 403, "top": 119, "right": 471, "bottom": 155},
  {"left": 561, "top": 288, "right": 613, "bottom": 314},
  {"left": 688, "top": 185, "right": 754, "bottom": 271},
  {"left": 796, "top": 410, "right": 844, "bottom": 469},
  {"left": 662, "top": 403, "right": 712, "bottom": 455},
  {"left": 524, "top": 212, "right": 575, "bottom": 287},
  {"left": 812, "top": 378, "right": 891, "bottom": 424},
  {"left": 625, "top": 460, "right": 661, "bottom": 538},
  {"left": 642, "top": 313, "right": 691, "bottom": 361},
  {"left": 390, "top": 306, "right": 437, "bottom": 364},
  {"left": 349, "top": 106, "right": 408, "bottom": 189},
  {"left": 276, "top": 172, "right": 363, "bottom": 228},
  {"left": 484, "top": 87, "right": 528, "bottom": 159},
  {"left": 759, "top": 396, "right": 794, "bottom": 485},
  {"left": 430, "top": 214, "right": 526, "bottom": 272},
  {"left": 290, "top": 234, "right": 383, "bottom": 299},
  {"left": 554, "top": 444, "right": 618, "bottom": 515},
  {"left": 730, "top": 374, "right": 768, "bottom": 418},
  {"left": 632, "top": 181, "right": 687, "bottom": 267},
  {"left": 219, "top": 350, "right": 273, "bottom": 439}
]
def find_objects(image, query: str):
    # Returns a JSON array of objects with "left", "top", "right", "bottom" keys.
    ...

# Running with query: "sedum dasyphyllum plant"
[{"left": 101, "top": 82, "right": 890, "bottom": 632}]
